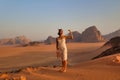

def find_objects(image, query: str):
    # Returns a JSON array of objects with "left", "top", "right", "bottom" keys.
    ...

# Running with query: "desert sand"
[{"left": 0, "top": 42, "right": 120, "bottom": 80}]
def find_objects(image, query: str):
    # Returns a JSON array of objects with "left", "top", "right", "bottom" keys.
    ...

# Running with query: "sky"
[{"left": 0, "top": 0, "right": 120, "bottom": 41}]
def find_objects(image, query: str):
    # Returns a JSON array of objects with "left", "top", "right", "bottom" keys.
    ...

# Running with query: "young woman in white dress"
[{"left": 56, "top": 29, "right": 73, "bottom": 72}]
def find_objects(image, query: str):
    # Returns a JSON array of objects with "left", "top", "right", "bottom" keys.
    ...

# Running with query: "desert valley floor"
[{"left": 0, "top": 42, "right": 120, "bottom": 80}]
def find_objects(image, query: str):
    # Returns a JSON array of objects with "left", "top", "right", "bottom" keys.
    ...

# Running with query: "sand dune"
[{"left": 0, "top": 42, "right": 120, "bottom": 80}]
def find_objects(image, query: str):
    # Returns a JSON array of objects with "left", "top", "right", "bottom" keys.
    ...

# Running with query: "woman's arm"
[
  {"left": 66, "top": 30, "right": 73, "bottom": 39},
  {"left": 56, "top": 38, "right": 60, "bottom": 58},
  {"left": 56, "top": 38, "right": 59, "bottom": 50}
]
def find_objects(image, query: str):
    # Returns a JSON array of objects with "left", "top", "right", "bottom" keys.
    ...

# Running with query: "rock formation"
[
  {"left": 44, "top": 36, "right": 56, "bottom": 44},
  {"left": 92, "top": 37, "right": 120, "bottom": 59},
  {"left": 103, "top": 36, "right": 120, "bottom": 47},
  {"left": 113, "top": 55, "right": 120, "bottom": 63},
  {"left": 92, "top": 46, "right": 120, "bottom": 59},
  {"left": 81, "top": 26, "right": 104, "bottom": 42}
]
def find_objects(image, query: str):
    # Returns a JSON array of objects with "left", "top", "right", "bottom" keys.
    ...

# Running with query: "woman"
[{"left": 56, "top": 29, "right": 73, "bottom": 72}]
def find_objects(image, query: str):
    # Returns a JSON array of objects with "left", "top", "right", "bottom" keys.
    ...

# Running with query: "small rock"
[{"left": 113, "top": 55, "right": 120, "bottom": 63}]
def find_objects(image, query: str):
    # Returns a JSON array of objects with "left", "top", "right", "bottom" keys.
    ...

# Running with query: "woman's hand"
[
  {"left": 56, "top": 50, "right": 61, "bottom": 59},
  {"left": 67, "top": 29, "right": 73, "bottom": 39}
]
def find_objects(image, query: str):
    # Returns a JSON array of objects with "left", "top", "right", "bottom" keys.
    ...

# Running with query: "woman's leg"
[
  {"left": 62, "top": 60, "right": 67, "bottom": 72},
  {"left": 61, "top": 50, "right": 67, "bottom": 72}
]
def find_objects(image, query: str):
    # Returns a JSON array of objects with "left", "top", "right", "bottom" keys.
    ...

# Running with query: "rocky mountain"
[
  {"left": 44, "top": 36, "right": 56, "bottom": 44},
  {"left": 92, "top": 37, "right": 120, "bottom": 59},
  {"left": 103, "top": 29, "right": 120, "bottom": 40},
  {"left": 81, "top": 26, "right": 104, "bottom": 42},
  {"left": 0, "top": 36, "right": 31, "bottom": 45}
]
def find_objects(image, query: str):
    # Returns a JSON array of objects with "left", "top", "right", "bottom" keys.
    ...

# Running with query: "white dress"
[{"left": 58, "top": 38, "right": 67, "bottom": 61}]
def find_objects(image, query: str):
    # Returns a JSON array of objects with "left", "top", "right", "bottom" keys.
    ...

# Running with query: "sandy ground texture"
[{"left": 0, "top": 42, "right": 120, "bottom": 80}]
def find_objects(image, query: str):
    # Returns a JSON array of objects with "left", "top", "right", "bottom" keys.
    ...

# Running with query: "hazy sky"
[{"left": 0, "top": 0, "right": 120, "bottom": 41}]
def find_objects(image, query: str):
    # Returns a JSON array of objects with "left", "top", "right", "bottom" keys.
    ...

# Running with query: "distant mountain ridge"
[
  {"left": 103, "top": 29, "right": 120, "bottom": 40},
  {"left": 44, "top": 27, "right": 120, "bottom": 44},
  {"left": 1, "top": 26, "right": 119, "bottom": 45},
  {"left": 45, "top": 26, "right": 105, "bottom": 44},
  {"left": 0, "top": 36, "right": 30, "bottom": 45}
]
